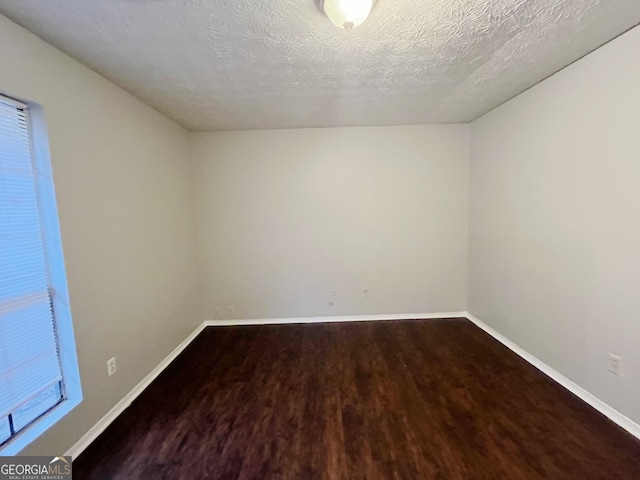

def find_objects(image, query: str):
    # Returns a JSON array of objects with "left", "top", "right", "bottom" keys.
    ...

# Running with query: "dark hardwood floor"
[{"left": 73, "top": 319, "right": 640, "bottom": 479}]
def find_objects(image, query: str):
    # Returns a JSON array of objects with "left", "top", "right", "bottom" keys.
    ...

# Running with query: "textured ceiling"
[{"left": 1, "top": 0, "right": 639, "bottom": 131}]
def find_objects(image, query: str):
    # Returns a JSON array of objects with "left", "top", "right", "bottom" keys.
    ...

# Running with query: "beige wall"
[
  {"left": 0, "top": 15, "right": 202, "bottom": 454},
  {"left": 191, "top": 126, "right": 469, "bottom": 320},
  {"left": 469, "top": 26, "right": 640, "bottom": 424}
]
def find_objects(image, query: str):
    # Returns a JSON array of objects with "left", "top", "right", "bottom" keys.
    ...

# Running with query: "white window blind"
[{"left": 0, "top": 96, "right": 63, "bottom": 421}]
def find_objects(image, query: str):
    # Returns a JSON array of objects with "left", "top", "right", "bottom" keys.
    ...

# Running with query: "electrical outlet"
[
  {"left": 330, "top": 290, "right": 337, "bottom": 299},
  {"left": 363, "top": 287, "right": 369, "bottom": 297},
  {"left": 107, "top": 357, "right": 117, "bottom": 377},
  {"left": 608, "top": 353, "right": 622, "bottom": 376},
  {"left": 328, "top": 301, "right": 334, "bottom": 307},
  {"left": 227, "top": 306, "right": 235, "bottom": 318},
  {"left": 214, "top": 307, "right": 222, "bottom": 319}
]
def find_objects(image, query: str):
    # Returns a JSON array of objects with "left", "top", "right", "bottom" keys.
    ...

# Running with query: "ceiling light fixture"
[{"left": 317, "top": 0, "right": 377, "bottom": 30}]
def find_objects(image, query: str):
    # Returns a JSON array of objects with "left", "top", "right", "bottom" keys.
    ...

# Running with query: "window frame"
[{"left": 0, "top": 94, "right": 82, "bottom": 455}]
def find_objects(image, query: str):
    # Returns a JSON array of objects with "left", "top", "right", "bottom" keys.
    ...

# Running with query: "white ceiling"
[{"left": 1, "top": 0, "right": 639, "bottom": 131}]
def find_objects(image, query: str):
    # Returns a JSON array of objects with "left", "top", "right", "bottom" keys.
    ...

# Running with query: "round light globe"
[{"left": 319, "top": 0, "right": 376, "bottom": 30}]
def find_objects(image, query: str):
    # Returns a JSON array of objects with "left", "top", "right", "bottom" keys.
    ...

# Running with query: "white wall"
[
  {"left": 469, "top": 26, "right": 640, "bottom": 425},
  {"left": 0, "top": 15, "right": 202, "bottom": 454},
  {"left": 192, "top": 125, "right": 469, "bottom": 320}
]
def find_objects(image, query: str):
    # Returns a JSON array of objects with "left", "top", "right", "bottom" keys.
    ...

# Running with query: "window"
[{"left": 0, "top": 94, "right": 81, "bottom": 454}]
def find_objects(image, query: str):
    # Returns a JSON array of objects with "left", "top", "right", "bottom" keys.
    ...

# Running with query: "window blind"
[{"left": 0, "top": 96, "right": 63, "bottom": 420}]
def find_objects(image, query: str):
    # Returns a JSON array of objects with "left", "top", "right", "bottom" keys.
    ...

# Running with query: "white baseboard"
[
  {"left": 204, "top": 311, "right": 467, "bottom": 326},
  {"left": 65, "top": 321, "right": 208, "bottom": 459},
  {"left": 464, "top": 312, "right": 640, "bottom": 440}
]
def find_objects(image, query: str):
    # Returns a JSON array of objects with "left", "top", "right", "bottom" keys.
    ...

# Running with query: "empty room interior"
[{"left": 0, "top": 0, "right": 639, "bottom": 478}]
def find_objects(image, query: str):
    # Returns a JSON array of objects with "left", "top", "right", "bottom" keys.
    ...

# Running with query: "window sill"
[{"left": 0, "top": 394, "right": 82, "bottom": 456}]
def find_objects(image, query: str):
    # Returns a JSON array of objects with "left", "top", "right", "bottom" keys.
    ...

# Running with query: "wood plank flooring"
[{"left": 73, "top": 319, "right": 640, "bottom": 479}]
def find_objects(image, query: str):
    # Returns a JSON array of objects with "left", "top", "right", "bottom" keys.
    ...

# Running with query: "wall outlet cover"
[
  {"left": 107, "top": 357, "right": 117, "bottom": 377},
  {"left": 608, "top": 353, "right": 622, "bottom": 376}
]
